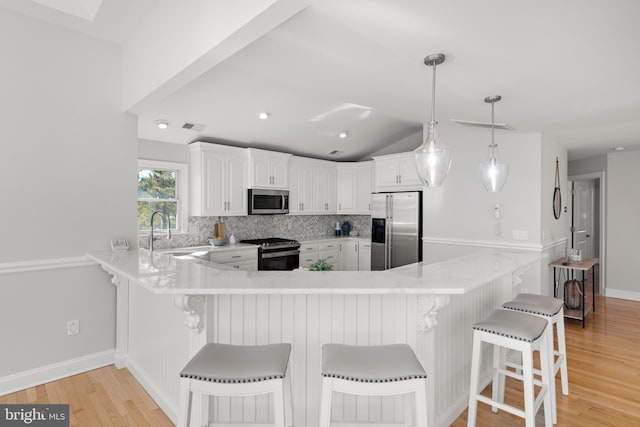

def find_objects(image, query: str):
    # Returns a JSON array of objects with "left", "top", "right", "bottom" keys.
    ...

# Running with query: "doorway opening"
[{"left": 568, "top": 172, "right": 606, "bottom": 293}]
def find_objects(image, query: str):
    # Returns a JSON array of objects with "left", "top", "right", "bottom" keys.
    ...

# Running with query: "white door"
[
  {"left": 226, "top": 152, "right": 247, "bottom": 215},
  {"left": 572, "top": 180, "right": 594, "bottom": 258},
  {"left": 337, "top": 168, "right": 356, "bottom": 213},
  {"left": 201, "top": 150, "right": 227, "bottom": 215}
]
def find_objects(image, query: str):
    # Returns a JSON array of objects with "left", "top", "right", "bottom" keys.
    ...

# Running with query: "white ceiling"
[{"left": 5, "top": 0, "right": 640, "bottom": 161}]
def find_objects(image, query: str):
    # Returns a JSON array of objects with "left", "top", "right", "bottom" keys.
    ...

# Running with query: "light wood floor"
[{"left": 2, "top": 294, "right": 639, "bottom": 426}]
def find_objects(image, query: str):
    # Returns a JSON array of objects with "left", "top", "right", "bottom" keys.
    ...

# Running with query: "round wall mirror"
[{"left": 553, "top": 187, "right": 561, "bottom": 219}]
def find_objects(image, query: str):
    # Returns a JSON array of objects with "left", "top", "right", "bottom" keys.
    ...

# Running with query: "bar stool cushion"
[
  {"left": 502, "top": 293, "right": 564, "bottom": 317},
  {"left": 180, "top": 343, "right": 291, "bottom": 383},
  {"left": 473, "top": 309, "right": 547, "bottom": 342},
  {"left": 321, "top": 344, "right": 426, "bottom": 383}
]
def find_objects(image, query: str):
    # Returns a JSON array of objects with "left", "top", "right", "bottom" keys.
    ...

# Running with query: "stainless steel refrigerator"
[{"left": 371, "top": 191, "right": 422, "bottom": 270}]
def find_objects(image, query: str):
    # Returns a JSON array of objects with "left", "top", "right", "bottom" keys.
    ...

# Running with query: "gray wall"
[
  {"left": 606, "top": 151, "right": 640, "bottom": 295},
  {"left": 0, "top": 9, "right": 137, "bottom": 378},
  {"left": 568, "top": 154, "right": 607, "bottom": 175}
]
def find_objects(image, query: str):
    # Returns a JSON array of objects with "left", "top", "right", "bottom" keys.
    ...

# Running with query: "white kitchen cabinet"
[
  {"left": 338, "top": 162, "right": 374, "bottom": 214},
  {"left": 247, "top": 148, "right": 291, "bottom": 189},
  {"left": 318, "top": 241, "right": 339, "bottom": 270},
  {"left": 358, "top": 241, "right": 371, "bottom": 271},
  {"left": 336, "top": 166, "right": 356, "bottom": 213},
  {"left": 339, "top": 240, "right": 359, "bottom": 271},
  {"left": 313, "top": 162, "right": 337, "bottom": 213},
  {"left": 373, "top": 152, "right": 422, "bottom": 191},
  {"left": 299, "top": 241, "right": 320, "bottom": 267},
  {"left": 289, "top": 157, "right": 315, "bottom": 214},
  {"left": 209, "top": 246, "right": 258, "bottom": 271},
  {"left": 190, "top": 142, "right": 247, "bottom": 216}
]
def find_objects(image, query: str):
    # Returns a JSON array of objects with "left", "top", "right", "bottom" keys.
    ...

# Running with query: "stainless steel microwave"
[{"left": 248, "top": 189, "right": 289, "bottom": 214}]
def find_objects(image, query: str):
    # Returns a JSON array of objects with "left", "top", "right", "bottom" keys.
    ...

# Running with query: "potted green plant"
[{"left": 308, "top": 258, "right": 333, "bottom": 271}]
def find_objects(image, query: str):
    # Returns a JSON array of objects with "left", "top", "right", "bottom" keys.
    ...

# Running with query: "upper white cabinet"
[
  {"left": 289, "top": 157, "right": 315, "bottom": 214},
  {"left": 373, "top": 152, "right": 422, "bottom": 191},
  {"left": 247, "top": 148, "right": 291, "bottom": 189},
  {"left": 313, "top": 161, "right": 337, "bottom": 214},
  {"left": 337, "top": 162, "right": 374, "bottom": 214},
  {"left": 190, "top": 142, "right": 247, "bottom": 216}
]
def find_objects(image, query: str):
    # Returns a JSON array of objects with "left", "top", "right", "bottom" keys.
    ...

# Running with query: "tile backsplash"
[{"left": 140, "top": 215, "right": 371, "bottom": 249}]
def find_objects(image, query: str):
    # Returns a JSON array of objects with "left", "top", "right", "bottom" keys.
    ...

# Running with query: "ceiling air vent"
[
  {"left": 329, "top": 150, "right": 344, "bottom": 156},
  {"left": 450, "top": 119, "right": 514, "bottom": 130},
  {"left": 182, "top": 122, "right": 206, "bottom": 132}
]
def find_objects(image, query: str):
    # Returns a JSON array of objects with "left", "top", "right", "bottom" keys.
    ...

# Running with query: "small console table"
[{"left": 550, "top": 257, "right": 597, "bottom": 327}]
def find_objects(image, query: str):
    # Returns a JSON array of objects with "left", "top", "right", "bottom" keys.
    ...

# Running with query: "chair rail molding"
[
  {"left": 423, "top": 236, "right": 543, "bottom": 252},
  {"left": 0, "top": 256, "right": 94, "bottom": 275}
]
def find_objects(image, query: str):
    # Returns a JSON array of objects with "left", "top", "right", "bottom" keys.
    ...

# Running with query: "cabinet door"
[
  {"left": 374, "top": 158, "right": 400, "bottom": 188},
  {"left": 313, "top": 167, "right": 329, "bottom": 212},
  {"left": 358, "top": 242, "right": 371, "bottom": 271},
  {"left": 226, "top": 152, "right": 247, "bottom": 215},
  {"left": 355, "top": 163, "right": 374, "bottom": 214},
  {"left": 251, "top": 157, "right": 272, "bottom": 188},
  {"left": 201, "top": 150, "right": 227, "bottom": 215},
  {"left": 337, "top": 168, "right": 356, "bottom": 213},
  {"left": 300, "top": 168, "right": 314, "bottom": 213},
  {"left": 397, "top": 155, "right": 422, "bottom": 186},
  {"left": 339, "top": 241, "right": 359, "bottom": 271},
  {"left": 288, "top": 163, "right": 302, "bottom": 214},
  {"left": 270, "top": 157, "right": 289, "bottom": 188},
  {"left": 325, "top": 166, "right": 337, "bottom": 213}
]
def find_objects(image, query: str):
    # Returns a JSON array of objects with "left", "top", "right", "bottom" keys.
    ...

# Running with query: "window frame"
[{"left": 137, "top": 159, "right": 189, "bottom": 235}]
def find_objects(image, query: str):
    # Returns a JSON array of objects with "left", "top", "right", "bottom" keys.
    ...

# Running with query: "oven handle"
[{"left": 261, "top": 250, "right": 300, "bottom": 259}]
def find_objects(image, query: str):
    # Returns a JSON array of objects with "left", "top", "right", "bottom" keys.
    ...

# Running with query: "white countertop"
[{"left": 87, "top": 248, "right": 540, "bottom": 296}]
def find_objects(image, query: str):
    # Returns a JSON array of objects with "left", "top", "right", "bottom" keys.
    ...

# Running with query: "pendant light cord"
[{"left": 430, "top": 62, "right": 437, "bottom": 124}]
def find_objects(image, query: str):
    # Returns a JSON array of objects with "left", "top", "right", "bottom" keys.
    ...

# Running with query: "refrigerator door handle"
[{"left": 386, "top": 194, "right": 392, "bottom": 269}]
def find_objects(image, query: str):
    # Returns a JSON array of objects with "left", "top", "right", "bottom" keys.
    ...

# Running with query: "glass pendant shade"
[
  {"left": 479, "top": 95, "right": 508, "bottom": 192},
  {"left": 414, "top": 53, "right": 451, "bottom": 187},
  {"left": 479, "top": 152, "right": 508, "bottom": 192},
  {"left": 414, "top": 122, "right": 451, "bottom": 187}
]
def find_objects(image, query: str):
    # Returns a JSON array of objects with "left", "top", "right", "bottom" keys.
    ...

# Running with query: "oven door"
[{"left": 259, "top": 249, "right": 300, "bottom": 270}]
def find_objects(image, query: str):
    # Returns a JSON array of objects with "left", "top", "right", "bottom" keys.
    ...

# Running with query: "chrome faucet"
[{"left": 149, "top": 210, "right": 172, "bottom": 251}]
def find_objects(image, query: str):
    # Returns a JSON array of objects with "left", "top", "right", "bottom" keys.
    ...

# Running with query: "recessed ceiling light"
[
  {"left": 613, "top": 146, "right": 625, "bottom": 151},
  {"left": 258, "top": 112, "right": 270, "bottom": 120},
  {"left": 154, "top": 120, "right": 169, "bottom": 129},
  {"left": 338, "top": 131, "right": 350, "bottom": 139}
]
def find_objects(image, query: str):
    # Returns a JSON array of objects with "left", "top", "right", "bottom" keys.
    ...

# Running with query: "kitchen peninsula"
[{"left": 88, "top": 248, "right": 540, "bottom": 427}]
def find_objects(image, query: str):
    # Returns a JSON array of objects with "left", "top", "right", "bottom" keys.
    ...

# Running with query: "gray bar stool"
[
  {"left": 502, "top": 293, "right": 568, "bottom": 424},
  {"left": 467, "top": 309, "right": 553, "bottom": 427},
  {"left": 178, "top": 343, "right": 292, "bottom": 427},
  {"left": 320, "top": 343, "right": 428, "bottom": 427}
]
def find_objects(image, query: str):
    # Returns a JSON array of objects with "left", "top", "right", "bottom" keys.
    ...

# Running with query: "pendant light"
[
  {"left": 479, "top": 95, "right": 508, "bottom": 192},
  {"left": 414, "top": 53, "right": 452, "bottom": 187}
]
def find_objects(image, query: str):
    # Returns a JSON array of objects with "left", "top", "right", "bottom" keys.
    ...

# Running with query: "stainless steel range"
[{"left": 240, "top": 238, "right": 300, "bottom": 270}]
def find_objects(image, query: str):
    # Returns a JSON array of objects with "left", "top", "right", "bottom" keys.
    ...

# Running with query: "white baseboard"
[
  {"left": 603, "top": 288, "right": 640, "bottom": 302},
  {"left": 0, "top": 349, "right": 114, "bottom": 396}
]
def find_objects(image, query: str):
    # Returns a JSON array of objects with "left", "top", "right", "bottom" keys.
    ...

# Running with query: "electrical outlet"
[{"left": 67, "top": 320, "right": 79, "bottom": 336}]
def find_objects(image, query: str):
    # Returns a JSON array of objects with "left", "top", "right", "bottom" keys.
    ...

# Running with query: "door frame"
[{"left": 568, "top": 171, "right": 606, "bottom": 293}]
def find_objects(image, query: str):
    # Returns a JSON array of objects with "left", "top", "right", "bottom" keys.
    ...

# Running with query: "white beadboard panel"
[
  {"left": 204, "top": 283, "right": 509, "bottom": 427},
  {"left": 127, "top": 283, "right": 206, "bottom": 424}
]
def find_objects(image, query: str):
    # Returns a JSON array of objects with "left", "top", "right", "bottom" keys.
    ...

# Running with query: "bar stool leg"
[
  {"left": 521, "top": 349, "right": 536, "bottom": 427},
  {"left": 178, "top": 378, "right": 192, "bottom": 427},
  {"left": 319, "top": 377, "right": 333, "bottom": 427},
  {"left": 540, "top": 331, "right": 554, "bottom": 427},
  {"left": 545, "top": 321, "right": 558, "bottom": 425},
  {"left": 467, "top": 335, "right": 482, "bottom": 427},
  {"left": 491, "top": 346, "right": 506, "bottom": 413},
  {"left": 273, "top": 381, "right": 286, "bottom": 427},
  {"left": 414, "top": 380, "right": 428, "bottom": 427},
  {"left": 556, "top": 313, "right": 569, "bottom": 396},
  {"left": 284, "top": 369, "right": 293, "bottom": 426}
]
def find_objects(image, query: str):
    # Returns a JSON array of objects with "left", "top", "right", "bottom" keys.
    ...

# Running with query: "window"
[{"left": 138, "top": 159, "right": 188, "bottom": 233}]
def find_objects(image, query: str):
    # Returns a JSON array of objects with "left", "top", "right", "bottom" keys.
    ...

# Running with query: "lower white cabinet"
[
  {"left": 209, "top": 247, "right": 257, "bottom": 271},
  {"left": 299, "top": 242, "right": 320, "bottom": 268},
  {"left": 339, "top": 241, "right": 359, "bottom": 271},
  {"left": 358, "top": 242, "right": 371, "bottom": 271},
  {"left": 300, "top": 239, "right": 371, "bottom": 271},
  {"left": 318, "top": 241, "right": 339, "bottom": 270}
]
